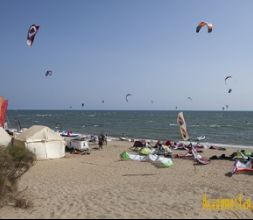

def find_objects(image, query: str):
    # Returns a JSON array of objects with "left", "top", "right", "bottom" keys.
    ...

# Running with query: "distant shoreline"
[
  {"left": 67, "top": 132, "right": 253, "bottom": 150},
  {"left": 6, "top": 110, "right": 253, "bottom": 147}
]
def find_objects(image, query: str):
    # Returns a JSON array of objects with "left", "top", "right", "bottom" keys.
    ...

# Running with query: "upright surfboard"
[{"left": 177, "top": 112, "right": 190, "bottom": 141}]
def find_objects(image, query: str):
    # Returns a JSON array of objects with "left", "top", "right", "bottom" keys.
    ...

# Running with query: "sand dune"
[{"left": 0, "top": 141, "right": 252, "bottom": 219}]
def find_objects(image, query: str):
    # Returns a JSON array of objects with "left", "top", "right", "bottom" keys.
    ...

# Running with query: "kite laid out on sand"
[
  {"left": 120, "top": 151, "right": 174, "bottom": 168},
  {"left": 192, "top": 146, "right": 210, "bottom": 165},
  {"left": 26, "top": 24, "right": 40, "bottom": 46},
  {"left": 232, "top": 151, "right": 253, "bottom": 175},
  {"left": 196, "top": 21, "right": 213, "bottom": 33}
]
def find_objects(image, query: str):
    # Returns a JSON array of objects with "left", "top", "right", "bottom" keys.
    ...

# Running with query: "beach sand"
[{"left": 0, "top": 140, "right": 253, "bottom": 219}]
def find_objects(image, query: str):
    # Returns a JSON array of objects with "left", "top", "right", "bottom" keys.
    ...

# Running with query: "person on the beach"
[
  {"left": 154, "top": 140, "right": 162, "bottom": 148},
  {"left": 104, "top": 134, "right": 108, "bottom": 145},
  {"left": 98, "top": 135, "right": 103, "bottom": 149},
  {"left": 101, "top": 133, "right": 107, "bottom": 145}
]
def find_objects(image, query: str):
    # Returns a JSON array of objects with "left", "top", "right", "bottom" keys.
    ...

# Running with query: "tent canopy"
[
  {"left": 15, "top": 125, "right": 64, "bottom": 143},
  {"left": 13, "top": 125, "right": 66, "bottom": 160}
]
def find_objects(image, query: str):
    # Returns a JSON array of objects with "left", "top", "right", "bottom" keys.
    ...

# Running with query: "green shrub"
[{"left": 0, "top": 145, "right": 36, "bottom": 208}]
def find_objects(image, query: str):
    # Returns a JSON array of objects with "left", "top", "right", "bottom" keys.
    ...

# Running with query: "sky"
[{"left": 1, "top": 0, "right": 253, "bottom": 111}]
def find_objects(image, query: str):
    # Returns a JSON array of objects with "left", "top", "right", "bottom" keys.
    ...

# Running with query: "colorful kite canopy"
[
  {"left": 27, "top": 24, "right": 40, "bottom": 46},
  {"left": 45, "top": 70, "right": 53, "bottom": 77},
  {"left": 225, "top": 75, "right": 232, "bottom": 84},
  {"left": 196, "top": 21, "right": 213, "bottom": 33},
  {"left": 125, "top": 93, "right": 132, "bottom": 102}
]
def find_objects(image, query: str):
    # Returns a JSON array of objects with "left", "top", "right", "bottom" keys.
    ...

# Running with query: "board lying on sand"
[
  {"left": 59, "top": 131, "right": 81, "bottom": 137},
  {"left": 195, "top": 136, "right": 206, "bottom": 141}
]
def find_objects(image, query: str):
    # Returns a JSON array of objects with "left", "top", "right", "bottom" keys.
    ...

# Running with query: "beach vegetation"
[{"left": 0, "top": 145, "right": 36, "bottom": 208}]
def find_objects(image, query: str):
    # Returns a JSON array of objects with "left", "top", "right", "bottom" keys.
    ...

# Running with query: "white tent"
[
  {"left": 13, "top": 125, "right": 66, "bottom": 160},
  {"left": 0, "top": 127, "right": 12, "bottom": 147}
]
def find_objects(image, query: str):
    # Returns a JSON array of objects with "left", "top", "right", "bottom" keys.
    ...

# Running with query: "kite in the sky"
[
  {"left": 228, "top": 89, "right": 232, "bottom": 93},
  {"left": 102, "top": 100, "right": 105, "bottom": 103},
  {"left": 27, "top": 24, "right": 40, "bottom": 46},
  {"left": 125, "top": 93, "right": 132, "bottom": 102},
  {"left": 187, "top": 97, "right": 192, "bottom": 101},
  {"left": 45, "top": 70, "right": 53, "bottom": 77},
  {"left": 225, "top": 75, "right": 232, "bottom": 84},
  {"left": 82, "top": 103, "right": 84, "bottom": 107},
  {"left": 196, "top": 21, "right": 213, "bottom": 33}
]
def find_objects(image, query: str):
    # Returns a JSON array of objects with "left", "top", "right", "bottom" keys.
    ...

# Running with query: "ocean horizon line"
[{"left": 7, "top": 109, "right": 253, "bottom": 112}]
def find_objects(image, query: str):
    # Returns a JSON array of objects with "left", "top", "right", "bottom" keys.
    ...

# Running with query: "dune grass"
[{"left": 0, "top": 145, "right": 36, "bottom": 208}]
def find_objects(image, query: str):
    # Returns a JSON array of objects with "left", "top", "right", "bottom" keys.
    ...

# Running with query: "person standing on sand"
[
  {"left": 98, "top": 134, "right": 103, "bottom": 149},
  {"left": 101, "top": 133, "right": 107, "bottom": 145}
]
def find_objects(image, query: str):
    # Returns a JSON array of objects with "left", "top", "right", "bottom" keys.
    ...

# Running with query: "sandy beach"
[{"left": 0, "top": 140, "right": 253, "bottom": 219}]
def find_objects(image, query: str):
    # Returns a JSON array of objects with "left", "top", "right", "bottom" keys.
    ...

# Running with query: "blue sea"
[{"left": 6, "top": 110, "right": 253, "bottom": 147}]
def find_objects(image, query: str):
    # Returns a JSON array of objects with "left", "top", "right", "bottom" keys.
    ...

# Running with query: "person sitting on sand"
[
  {"left": 154, "top": 140, "right": 162, "bottom": 149},
  {"left": 154, "top": 143, "right": 172, "bottom": 157}
]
